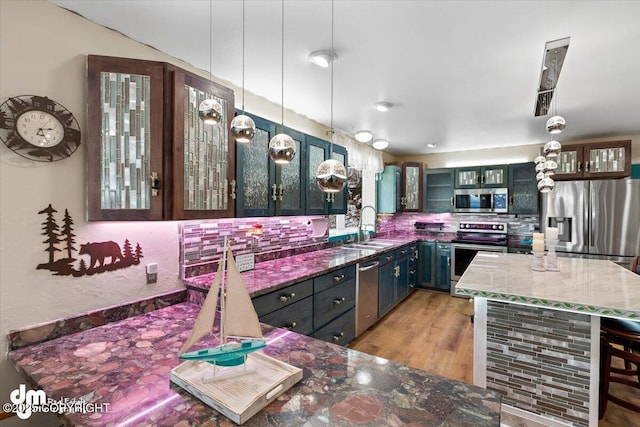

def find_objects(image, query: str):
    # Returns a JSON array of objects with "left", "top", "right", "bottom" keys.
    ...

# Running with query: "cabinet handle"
[
  {"left": 394, "top": 266, "right": 400, "bottom": 278},
  {"left": 577, "top": 161, "right": 582, "bottom": 172},
  {"left": 333, "top": 332, "right": 345, "bottom": 342},
  {"left": 272, "top": 184, "right": 278, "bottom": 201},
  {"left": 229, "top": 179, "right": 237, "bottom": 200},
  {"left": 414, "top": 250, "right": 418, "bottom": 260},
  {"left": 385, "top": 256, "right": 393, "bottom": 261},
  {"left": 334, "top": 297, "right": 346, "bottom": 305},
  {"left": 282, "top": 322, "right": 297, "bottom": 330},
  {"left": 279, "top": 292, "right": 296, "bottom": 302},
  {"left": 332, "top": 193, "right": 336, "bottom": 203},
  {"left": 509, "top": 195, "right": 514, "bottom": 206},
  {"left": 150, "top": 172, "right": 160, "bottom": 197},
  {"left": 400, "top": 249, "right": 408, "bottom": 255},
  {"left": 450, "top": 197, "right": 454, "bottom": 206},
  {"left": 409, "top": 271, "right": 415, "bottom": 276},
  {"left": 333, "top": 274, "right": 345, "bottom": 282},
  {"left": 586, "top": 161, "right": 591, "bottom": 172},
  {"left": 481, "top": 175, "right": 485, "bottom": 184},
  {"left": 448, "top": 257, "right": 451, "bottom": 266},
  {"left": 278, "top": 184, "right": 284, "bottom": 201}
]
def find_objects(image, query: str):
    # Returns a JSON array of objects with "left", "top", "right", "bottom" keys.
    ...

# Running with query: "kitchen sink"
[{"left": 341, "top": 243, "right": 380, "bottom": 251}]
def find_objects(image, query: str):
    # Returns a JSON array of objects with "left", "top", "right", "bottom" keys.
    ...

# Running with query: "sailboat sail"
[
  {"left": 180, "top": 259, "right": 222, "bottom": 355},
  {"left": 223, "top": 246, "right": 263, "bottom": 339}
]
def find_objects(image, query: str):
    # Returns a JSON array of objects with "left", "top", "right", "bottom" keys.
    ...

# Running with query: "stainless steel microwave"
[{"left": 453, "top": 188, "right": 508, "bottom": 213}]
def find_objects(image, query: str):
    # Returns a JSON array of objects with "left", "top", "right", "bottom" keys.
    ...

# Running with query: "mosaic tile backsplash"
[
  {"left": 486, "top": 301, "right": 592, "bottom": 427},
  {"left": 179, "top": 216, "right": 332, "bottom": 278}
]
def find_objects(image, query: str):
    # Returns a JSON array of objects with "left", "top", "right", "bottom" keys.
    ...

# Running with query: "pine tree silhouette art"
[{"left": 38, "top": 204, "right": 61, "bottom": 265}]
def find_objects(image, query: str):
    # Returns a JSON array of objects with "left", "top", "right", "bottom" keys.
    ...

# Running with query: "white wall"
[{"left": 0, "top": 2, "right": 335, "bottom": 424}]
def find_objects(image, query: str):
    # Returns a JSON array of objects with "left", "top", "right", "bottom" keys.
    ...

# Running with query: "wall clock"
[{"left": 0, "top": 95, "right": 81, "bottom": 162}]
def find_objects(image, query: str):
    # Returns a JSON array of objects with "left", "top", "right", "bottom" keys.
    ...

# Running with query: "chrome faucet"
[{"left": 358, "top": 205, "right": 377, "bottom": 244}]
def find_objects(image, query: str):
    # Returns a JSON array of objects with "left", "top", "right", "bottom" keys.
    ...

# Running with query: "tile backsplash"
[{"left": 179, "top": 216, "right": 331, "bottom": 278}]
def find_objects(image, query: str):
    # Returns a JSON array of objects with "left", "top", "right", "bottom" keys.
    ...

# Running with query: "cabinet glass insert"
[
  {"left": 458, "top": 170, "right": 477, "bottom": 186},
  {"left": 280, "top": 138, "right": 302, "bottom": 210},
  {"left": 405, "top": 166, "right": 419, "bottom": 209},
  {"left": 590, "top": 147, "right": 625, "bottom": 173},
  {"left": 308, "top": 144, "right": 326, "bottom": 209},
  {"left": 558, "top": 151, "right": 577, "bottom": 174},
  {"left": 183, "top": 85, "right": 228, "bottom": 210},
  {"left": 242, "top": 127, "right": 270, "bottom": 211},
  {"left": 484, "top": 168, "right": 504, "bottom": 185},
  {"left": 100, "top": 72, "right": 151, "bottom": 209}
]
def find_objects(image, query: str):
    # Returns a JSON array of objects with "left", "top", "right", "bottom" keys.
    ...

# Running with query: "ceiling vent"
[{"left": 534, "top": 37, "right": 570, "bottom": 116}]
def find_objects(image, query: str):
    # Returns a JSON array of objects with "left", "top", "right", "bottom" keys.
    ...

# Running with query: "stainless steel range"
[{"left": 450, "top": 220, "right": 508, "bottom": 296}]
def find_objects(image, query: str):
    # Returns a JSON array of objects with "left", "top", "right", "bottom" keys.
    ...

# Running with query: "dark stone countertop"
[
  {"left": 185, "top": 235, "right": 456, "bottom": 298},
  {"left": 8, "top": 302, "right": 501, "bottom": 426}
]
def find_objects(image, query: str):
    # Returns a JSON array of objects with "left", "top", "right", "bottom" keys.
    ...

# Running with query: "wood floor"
[{"left": 348, "top": 289, "right": 640, "bottom": 427}]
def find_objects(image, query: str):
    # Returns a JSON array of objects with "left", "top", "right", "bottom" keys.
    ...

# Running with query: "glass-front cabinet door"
[
  {"left": 277, "top": 127, "right": 305, "bottom": 216},
  {"left": 508, "top": 162, "right": 538, "bottom": 214},
  {"left": 304, "top": 136, "right": 329, "bottom": 215},
  {"left": 402, "top": 162, "right": 423, "bottom": 212},
  {"left": 87, "top": 55, "right": 165, "bottom": 221},
  {"left": 329, "top": 145, "right": 348, "bottom": 215},
  {"left": 481, "top": 165, "right": 508, "bottom": 188},
  {"left": 423, "top": 168, "right": 454, "bottom": 213},
  {"left": 235, "top": 114, "right": 276, "bottom": 217},
  {"left": 582, "top": 140, "right": 631, "bottom": 179},
  {"left": 171, "top": 68, "right": 235, "bottom": 219},
  {"left": 455, "top": 167, "right": 479, "bottom": 189},
  {"left": 554, "top": 145, "right": 583, "bottom": 180}
]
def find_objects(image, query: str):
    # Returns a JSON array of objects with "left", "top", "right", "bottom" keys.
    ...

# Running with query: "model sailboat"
[{"left": 179, "top": 240, "right": 266, "bottom": 367}]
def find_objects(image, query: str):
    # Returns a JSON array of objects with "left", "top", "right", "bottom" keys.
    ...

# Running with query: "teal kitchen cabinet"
[
  {"left": 423, "top": 168, "right": 455, "bottom": 213},
  {"left": 395, "top": 245, "right": 411, "bottom": 302},
  {"left": 305, "top": 135, "right": 348, "bottom": 215},
  {"left": 455, "top": 165, "right": 508, "bottom": 189},
  {"left": 378, "top": 251, "right": 396, "bottom": 318},
  {"left": 401, "top": 162, "right": 424, "bottom": 212},
  {"left": 508, "top": 162, "right": 539, "bottom": 214},
  {"left": 435, "top": 243, "right": 451, "bottom": 291},
  {"left": 235, "top": 112, "right": 304, "bottom": 217},
  {"left": 418, "top": 241, "right": 451, "bottom": 292},
  {"left": 377, "top": 164, "right": 402, "bottom": 214}
]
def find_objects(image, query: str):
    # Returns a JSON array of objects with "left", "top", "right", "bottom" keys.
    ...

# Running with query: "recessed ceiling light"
[
  {"left": 427, "top": 143, "right": 437, "bottom": 148},
  {"left": 372, "top": 139, "right": 389, "bottom": 150},
  {"left": 373, "top": 102, "right": 392, "bottom": 112},
  {"left": 308, "top": 50, "right": 338, "bottom": 68},
  {"left": 354, "top": 130, "right": 373, "bottom": 143}
]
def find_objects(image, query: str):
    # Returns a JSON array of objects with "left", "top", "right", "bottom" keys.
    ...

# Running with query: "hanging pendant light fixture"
[
  {"left": 268, "top": 0, "right": 295, "bottom": 164},
  {"left": 316, "top": 0, "right": 347, "bottom": 193},
  {"left": 230, "top": 0, "right": 256, "bottom": 143},
  {"left": 199, "top": 0, "right": 223, "bottom": 125}
]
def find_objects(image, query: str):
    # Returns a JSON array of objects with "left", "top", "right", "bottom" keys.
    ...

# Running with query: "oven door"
[{"left": 450, "top": 243, "right": 507, "bottom": 296}]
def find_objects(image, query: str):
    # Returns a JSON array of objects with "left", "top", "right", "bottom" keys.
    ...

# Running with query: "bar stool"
[{"left": 599, "top": 317, "right": 640, "bottom": 417}]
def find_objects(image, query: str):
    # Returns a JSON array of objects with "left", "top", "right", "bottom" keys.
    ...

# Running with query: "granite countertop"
[
  {"left": 455, "top": 252, "right": 640, "bottom": 319},
  {"left": 185, "top": 236, "right": 418, "bottom": 298},
  {"left": 8, "top": 302, "right": 501, "bottom": 426}
]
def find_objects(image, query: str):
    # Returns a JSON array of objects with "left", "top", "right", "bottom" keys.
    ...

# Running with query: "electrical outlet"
[{"left": 146, "top": 263, "right": 158, "bottom": 284}]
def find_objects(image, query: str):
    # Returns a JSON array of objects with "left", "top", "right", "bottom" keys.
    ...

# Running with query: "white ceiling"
[{"left": 50, "top": 0, "right": 640, "bottom": 156}]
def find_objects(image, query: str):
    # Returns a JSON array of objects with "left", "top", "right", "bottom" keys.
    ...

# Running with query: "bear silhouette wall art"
[{"left": 36, "top": 204, "right": 144, "bottom": 276}]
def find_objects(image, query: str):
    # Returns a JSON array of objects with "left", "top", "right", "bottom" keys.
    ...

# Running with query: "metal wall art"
[{"left": 36, "top": 204, "right": 144, "bottom": 276}]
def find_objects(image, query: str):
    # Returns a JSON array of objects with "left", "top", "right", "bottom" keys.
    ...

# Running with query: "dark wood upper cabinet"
[
  {"left": 554, "top": 140, "right": 631, "bottom": 180},
  {"left": 87, "top": 55, "right": 235, "bottom": 221}
]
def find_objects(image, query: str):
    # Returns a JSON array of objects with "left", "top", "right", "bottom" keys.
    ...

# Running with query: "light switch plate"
[{"left": 235, "top": 253, "right": 255, "bottom": 272}]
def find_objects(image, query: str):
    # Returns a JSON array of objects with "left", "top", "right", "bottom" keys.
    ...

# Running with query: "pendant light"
[
  {"left": 198, "top": 0, "right": 223, "bottom": 125},
  {"left": 230, "top": 0, "right": 256, "bottom": 143},
  {"left": 316, "top": 0, "right": 347, "bottom": 193},
  {"left": 268, "top": 0, "right": 295, "bottom": 164}
]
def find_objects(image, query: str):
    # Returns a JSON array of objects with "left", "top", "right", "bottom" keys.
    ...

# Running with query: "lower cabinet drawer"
[
  {"left": 313, "top": 308, "right": 355, "bottom": 346},
  {"left": 259, "top": 296, "right": 313, "bottom": 336},
  {"left": 252, "top": 279, "right": 313, "bottom": 317},
  {"left": 313, "top": 279, "right": 355, "bottom": 329}
]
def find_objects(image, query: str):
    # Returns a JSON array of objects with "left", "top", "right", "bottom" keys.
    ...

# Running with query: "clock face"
[
  {"left": 16, "top": 110, "right": 65, "bottom": 147},
  {"left": 0, "top": 95, "right": 81, "bottom": 162}
]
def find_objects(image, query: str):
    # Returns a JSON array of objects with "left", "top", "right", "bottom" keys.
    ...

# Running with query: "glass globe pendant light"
[
  {"left": 316, "top": 0, "right": 347, "bottom": 193},
  {"left": 230, "top": 0, "right": 256, "bottom": 143},
  {"left": 268, "top": 0, "right": 296, "bottom": 164},
  {"left": 199, "top": 0, "right": 223, "bottom": 125}
]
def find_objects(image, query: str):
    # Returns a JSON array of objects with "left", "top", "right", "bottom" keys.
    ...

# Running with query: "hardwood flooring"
[{"left": 348, "top": 289, "right": 640, "bottom": 427}]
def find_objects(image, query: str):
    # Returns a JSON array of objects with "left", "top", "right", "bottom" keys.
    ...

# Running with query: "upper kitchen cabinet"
[
  {"left": 554, "top": 140, "right": 631, "bottom": 180},
  {"left": 87, "top": 55, "right": 235, "bottom": 221},
  {"left": 401, "top": 162, "right": 423, "bottom": 212},
  {"left": 376, "top": 162, "right": 423, "bottom": 213},
  {"left": 376, "top": 164, "right": 402, "bottom": 214},
  {"left": 235, "top": 113, "right": 304, "bottom": 217},
  {"left": 455, "top": 165, "right": 508, "bottom": 189},
  {"left": 508, "top": 162, "right": 539, "bottom": 214},
  {"left": 305, "top": 136, "right": 348, "bottom": 215},
  {"left": 423, "top": 168, "right": 455, "bottom": 213},
  {"left": 170, "top": 67, "right": 235, "bottom": 219},
  {"left": 87, "top": 56, "right": 165, "bottom": 221}
]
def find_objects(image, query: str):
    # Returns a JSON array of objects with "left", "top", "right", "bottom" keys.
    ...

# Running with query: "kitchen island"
[
  {"left": 8, "top": 301, "right": 501, "bottom": 426},
  {"left": 455, "top": 252, "right": 640, "bottom": 427}
]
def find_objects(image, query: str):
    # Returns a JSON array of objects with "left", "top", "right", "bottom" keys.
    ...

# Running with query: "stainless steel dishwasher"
[{"left": 356, "top": 260, "right": 380, "bottom": 336}]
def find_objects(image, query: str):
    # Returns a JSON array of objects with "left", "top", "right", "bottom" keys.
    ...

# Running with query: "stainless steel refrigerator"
[{"left": 540, "top": 178, "right": 640, "bottom": 269}]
